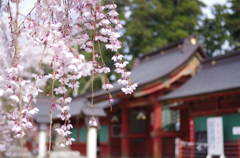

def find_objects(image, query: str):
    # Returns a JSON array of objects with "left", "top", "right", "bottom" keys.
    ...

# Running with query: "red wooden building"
[
  {"left": 160, "top": 51, "right": 240, "bottom": 158},
  {"left": 92, "top": 36, "right": 206, "bottom": 158},
  {"left": 33, "top": 37, "right": 240, "bottom": 158}
]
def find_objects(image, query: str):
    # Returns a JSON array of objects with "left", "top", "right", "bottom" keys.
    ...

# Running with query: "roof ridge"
[
  {"left": 202, "top": 51, "right": 240, "bottom": 64},
  {"left": 139, "top": 35, "right": 197, "bottom": 60},
  {"left": 201, "top": 51, "right": 240, "bottom": 69}
]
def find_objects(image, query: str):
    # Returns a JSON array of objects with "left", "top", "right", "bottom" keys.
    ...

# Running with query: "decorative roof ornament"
[{"left": 191, "top": 37, "right": 197, "bottom": 45}]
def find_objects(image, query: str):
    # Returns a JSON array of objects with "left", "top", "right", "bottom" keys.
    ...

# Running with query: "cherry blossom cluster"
[
  {"left": 54, "top": 122, "right": 75, "bottom": 147},
  {"left": 3, "top": 53, "right": 44, "bottom": 140},
  {"left": 49, "top": 40, "right": 93, "bottom": 146},
  {"left": 113, "top": 54, "right": 138, "bottom": 94},
  {"left": 1, "top": 37, "right": 47, "bottom": 140},
  {"left": 89, "top": 117, "right": 98, "bottom": 126},
  {"left": 8, "top": 106, "right": 39, "bottom": 139},
  {"left": 0, "top": 0, "right": 46, "bottom": 141},
  {"left": 52, "top": 96, "right": 75, "bottom": 146},
  {"left": 0, "top": 101, "right": 13, "bottom": 152},
  {"left": 0, "top": 0, "right": 137, "bottom": 148}
]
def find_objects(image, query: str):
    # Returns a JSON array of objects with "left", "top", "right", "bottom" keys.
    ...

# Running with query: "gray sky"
[{"left": 201, "top": 0, "right": 228, "bottom": 18}]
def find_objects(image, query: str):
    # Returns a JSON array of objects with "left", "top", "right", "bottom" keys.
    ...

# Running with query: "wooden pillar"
[
  {"left": 121, "top": 105, "right": 129, "bottom": 158},
  {"left": 38, "top": 124, "right": 47, "bottom": 158},
  {"left": 87, "top": 127, "right": 97, "bottom": 158},
  {"left": 153, "top": 103, "right": 162, "bottom": 131},
  {"left": 153, "top": 137, "right": 162, "bottom": 158},
  {"left": 152, "top": 101, "right": 162, "bottom": 158},
  {"left": 180, "top": 109, "right": 190, "bottom": 140},
  {"left": 189, "top": 118, "right": 195, "bottom": 158}
]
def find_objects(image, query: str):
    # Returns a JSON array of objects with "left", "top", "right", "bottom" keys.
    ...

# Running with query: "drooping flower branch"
[
  {"left": 0, "top": 101, "right": 13, "bottom": 153},
  {"left": 0, "top": 0, "right": 137, "bottom": 150}
]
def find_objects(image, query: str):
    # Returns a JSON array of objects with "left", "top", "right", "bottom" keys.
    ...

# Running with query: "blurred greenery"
[
  {"left": 226, "top": 0, "right": 240, "bottom": 51},
  {"left": 112, "top": 0, "right": 205, "bottom": 58},
  {"left": 198, "top": 0, "right": 240, "bottom": 56},
  {"left": 198, "top": 4, "right": 230, "bottom": 57},
  {"left": 105, "top": 0, "right": 240, "bottom": 58}
]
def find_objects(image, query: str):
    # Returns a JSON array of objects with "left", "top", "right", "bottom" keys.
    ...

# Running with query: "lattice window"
[
  {"left": 111, "top": 124, "right": 121, "bottom": 138},
  {"left": 129, "top": 109, "right": 147, "bottom": 133},
  {"left": 162, "top": 105, "right": 180, "bottom": 131}
]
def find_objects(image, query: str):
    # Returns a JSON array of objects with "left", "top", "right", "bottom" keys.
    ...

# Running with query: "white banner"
[
  {"left": 233, "top": 126, "right": 240, "bottom": 135},
  {"left": 207, "top": 117, "right": 224, "bottom": 155}
]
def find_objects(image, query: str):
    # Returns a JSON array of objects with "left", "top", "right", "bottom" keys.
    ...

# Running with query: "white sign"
[
  {"left": 207, "top": 117, "right": 224, "bottom": 156},
  {"left": 233, "top": 126, "right": 240, "bottom": 135}
]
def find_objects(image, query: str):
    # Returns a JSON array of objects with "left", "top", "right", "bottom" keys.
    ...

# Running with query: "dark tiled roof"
[
  {"left": 160, "top": 52, "right": 240, "bottom": 101},
  {"left": 82, "top": 107, "right": 106, "bottom": 117},
  {"left": 81, "top": 99, "right": 119, "bottom": 116},
  {"left": 33, "top": 96, "right": 117, "bottom": 123},
  {"left": 33, "top": 97, "right": 57, "bottom": 123},
  {"left": 94, "top": 36, "right": 204, "bottom": 98},
  {"left": 33, "top": 96, "right": 87, "bottom": 123}
]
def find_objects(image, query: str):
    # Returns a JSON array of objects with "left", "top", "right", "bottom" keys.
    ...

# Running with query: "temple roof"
[
  {"left": 33, "top": 96, "right": 114, "bottom": 123},
  {"left": 159, "top": 51, "right": 240, "bottom": 102},
  {"left": 93, "top": 36, "right": 205, "bottom": 99}
]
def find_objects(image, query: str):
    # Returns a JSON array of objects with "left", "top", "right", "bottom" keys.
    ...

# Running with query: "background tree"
[
  {"left": 225, "top": 0, "right": 240, "bottom": 51},
  {"left": 113, "top": 0, "right": 205, "bottom": 58},
  {"left": 198, "top": 4, "right": 230, "bottom": 57}
]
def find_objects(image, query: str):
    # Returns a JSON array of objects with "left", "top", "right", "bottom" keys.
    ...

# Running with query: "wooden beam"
[
  {"left": 192, "top": 110, "right": 216, "bottom": 117},
  {"left": 126, "top": 98, "right": 149, "bottom": 108},
  {"left": 163, "top": 89, "right": 240, "bottom": 103},
  {"left": 151, "top": 131, "right": 183, "bottom": 137},
  {"left": 192, "top": 107, "right": 239, "bottom": 116},
  {"left": 120, "top": 133, "right": 148, "bottom": 138},
  {"left": 217, "top": 107, "right": 239, "bottom": 115}
]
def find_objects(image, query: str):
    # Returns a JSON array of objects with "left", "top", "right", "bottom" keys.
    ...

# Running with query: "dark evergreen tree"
[
  {"left": 226, "top": 0, "right": 240, "bottom": 51},
  {"left": 198, "top": 4, "right": 230, "bottom": 57},
  {"left": 113, "top": 0, "right": 205, "bottom": 58}
]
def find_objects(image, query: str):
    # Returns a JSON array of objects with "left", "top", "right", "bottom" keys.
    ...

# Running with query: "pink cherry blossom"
[
  {"left": 121, "top": 86, "right": 133, "bottom": 95},
  {"left": 111, "top": 55, "right": 118, "bottom": 61},
  {"left": 115, "top": 23, "right": 123, "bottom": 30},
  {"left": 117, "top": 78, "right": 128, "bottom": 85},
  {"left": 121, "top": 71, "right": 131, "bottom": 78},
  {"left": 108, "top": 10, "right": 119, "bottom": 17},
  {"left": 89, "top": 117, "right": 97, "bottom": 126},
  {"left": 28, "top": 107, "right": 39, "bottom": 115},
  {"left": 98, "top": 35, "right": 108, "bottom": 42},
  {"left": 0, "top": 0, "right": 138, "bottom": 148},
  {"left": 102, "top": 83, "right": 113, "bottom": 91},
  {"left": 102, "top": 67, "right": 110, "bottom": 73},
  {"left": 54, "top": 86, "right": 67, "bottom": 94},
  {"left": 106, "top": 2, "right": 117, "bottom": 9},
  {"left": 101, "top": 19, "right": 111, "bottom": 26},
  {"left": 66, "top": 138, "right": 75, "bottom": 145},
  {"left": 14, "top": 132, "right": 26, "bottom": 139},
  {"left": 117, "top": 54, "right": 124, "bottom": 60}
]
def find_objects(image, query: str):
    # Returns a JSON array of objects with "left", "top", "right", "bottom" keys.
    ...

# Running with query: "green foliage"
[
  {"left": 198, "top": 4, "right": 230, "bottom": 57},
  {"left": 114, "top": 0, "right": 205, "bottom": 58},
  {"left": 199, "top": 0, "right": 240, "bottom": 56},
  {"left": 226, "top": 0, "right": 240, "bottom": 50}
]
